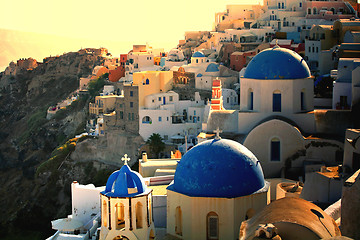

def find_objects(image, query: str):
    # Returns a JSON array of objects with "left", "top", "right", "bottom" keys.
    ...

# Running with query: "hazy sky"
[{"left": 0, "top": 0, "right": 259, "bottom": 52}]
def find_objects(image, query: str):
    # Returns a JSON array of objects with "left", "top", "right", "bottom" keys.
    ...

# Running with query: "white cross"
[
  {"left": 213, "top": 127, "right": 222, "bottom": 140},
  {"left": 121, "top": 154, "right": 130, "bottom": 165}
]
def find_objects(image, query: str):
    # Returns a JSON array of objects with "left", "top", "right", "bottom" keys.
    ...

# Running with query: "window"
[
  {"left": 102, "top": 200, "right": 108, "bottom": 228},
  {"left": 316, "top": 47, "right": 318, "bottom": 53},
  {"left": 169, "top": 96, "right": 173, "bottom": 102},
  {"left": 196, "top": 59, "right": 198, "bottom": 63},
  {"left": 313, "top": 7, "right": 317, "bottom": 14},
  {"left": 175, "top": 206, "right": 182, "bottom": 236},
  {"left": 132, "top": 113, "right": 135, "bottom": 121},
  {"left": 120, "top": 111, "right": 123, "bottom": 119},
  {"left": 207, "top": 212, "right": 219, "bottom": 240},
  {"left": 130, "top": 91, "right": 133, "bottom": 97},
  {"left": 167, "top": 117, "right": 169, "bottom": 121},
  {"left": 248, "top": 89, "right": 254, "bottom": 110},
  {"left": 128, "top": 113, "right": 131, "bottom": 121},
  {"left": 198, "top": 116, "right": 200, "bottom": 121},
  {"left": 152, "top": 99, "right": 154, "bottom": 103},
  {"left": 308, "top": 8, "right": 311, "bottom": 14},
  {"left": 273, "top": 91, "right": 281, "bottom": 112},
  {"left": 271, "top": 138, "right": 281, "bottom": 161},
  {"left": 194, "top": 110, "right": 196, "bottom": 115},
  {"left": 309, "top": 46, "right": 311, "bottom": 52},
  {"left": 158, "top": 116, "right": 162, "bottom": 122},
  {"left": 146, "top": 78, "right": 149, "bottom": 85},
  {"left": 158, "top": 97, "right": 161, "bottom": 101},
  {"left": 115, "top": 203, "right": 125, "bottom": 230},
  {"left": 299, "top": 2, "right": 302, "bottom": 7},
  {"left": 136, "top": 202, "right": 143, "bottom": 229},
  {"left": 142, "top": 116, "right": 152, "bottom": 124},
  {"left": 130, "top": 102, "right": 133, "bottom": 108}
]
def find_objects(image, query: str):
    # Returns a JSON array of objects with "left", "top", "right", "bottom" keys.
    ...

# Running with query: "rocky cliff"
[{"left": 0, "top": 49, "right": 122, "bottom": 239}]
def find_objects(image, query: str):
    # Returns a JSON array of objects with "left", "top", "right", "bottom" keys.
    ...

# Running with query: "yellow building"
[
  {"left": 133, "top": 71, "right": 173, "bottom": 107},
  {"left": 89, "top": 95, "right": 121, "bottom": 115},
  {"left": 309, "top": 25, "right": 337, "bottom": 50}
]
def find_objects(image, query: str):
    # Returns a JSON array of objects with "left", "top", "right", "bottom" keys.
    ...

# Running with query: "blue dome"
[
  {"left": 197, "top": 73, "right": 203, "bottom": 77},
  {"left": 244, "top": 47, "right": 311, "bottom": 80},
  {"left": 192, "top": 51, "right": 205, "bottom": 58},
  {"left": 101, "top": 165, "right": 146, "bottom": 197},
  {"left": 205, "top": 63, "right": 219, "bottom": 72},
  {"left": 168, "top": 139, "right": 265, "bottom": 198}
]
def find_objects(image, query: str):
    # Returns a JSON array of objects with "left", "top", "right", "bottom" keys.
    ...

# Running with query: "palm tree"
[{"left": 146, "top": 133, "right": 165, "bottom": 158}]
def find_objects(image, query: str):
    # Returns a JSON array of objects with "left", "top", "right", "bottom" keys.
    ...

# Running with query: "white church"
[{"left": 204, "top": 45, "right": 317, "bottom": 178}]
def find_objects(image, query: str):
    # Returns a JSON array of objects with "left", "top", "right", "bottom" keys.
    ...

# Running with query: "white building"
[
  {"left": 100, "top": 161, "right": 155, "bottom": 240},
  {"left": 204, "top": 46, "right": 316, "bottom": 178},
  {"left": 332, "top": 58, "right": 360, "bottom": 109},
  {"left": 139, "top": 91, "right": 206, "bottom": 142}
]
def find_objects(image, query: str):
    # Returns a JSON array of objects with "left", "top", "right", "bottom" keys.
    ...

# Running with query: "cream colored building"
[
  {"left": 166, "top": 138, "right": 270, "bottom": 240},
  {"left": 100, "top": 161, "right": 155, "bottom": 240}
]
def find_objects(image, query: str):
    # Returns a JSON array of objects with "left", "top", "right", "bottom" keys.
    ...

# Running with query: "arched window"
[
  {"left": 308, "top": 8, "right": 311, "bottom": 14},
  {"left": 145, "top": 78, "right": 149, "bottom": 85},
  {"left": 273, "top": 90, "right": 281, "bottom": 112},
  {"left": 196, "top": 59, "right": 199, "bottom": 63},
  {"left": 102, "top": 200, "right": 108, "bottom": 228},
  {"left": 175, "top": 206, "right": 182, "bottom": 236},
  {"left": 115, "top": 203, "right": 125, "bottom": 230},
  {"left": 248, "top": 88, "right": 254, "bottom": 110},
  {"left": 301, "top": 89, "right": 306, "bottom": 111},
  {"left": 330, "top": 7, "right": 336, "bottom": 14},
  {"left": 142, "top": 116, "right": 152, "bottom": 124},
  {"left": 207, "top": 212, "right": 219, "bottom": 240},
  {"left": 313, "top": 7, "right": 317, "bottom": 14},
  {"left": 136, "top": 202, "right": 143, "bottom": 229},
  {"left": 271, "top": 137, "right": 281, "bottom": 161}
]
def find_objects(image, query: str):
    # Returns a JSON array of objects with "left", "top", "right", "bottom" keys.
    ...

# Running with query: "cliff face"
[{"left": 0, "top": 50, "right": 114, "bottom": 238}]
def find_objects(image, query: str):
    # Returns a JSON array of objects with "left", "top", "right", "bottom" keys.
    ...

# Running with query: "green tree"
[{"left": 146, "top": 133, "right": 165, "bottom": 158}]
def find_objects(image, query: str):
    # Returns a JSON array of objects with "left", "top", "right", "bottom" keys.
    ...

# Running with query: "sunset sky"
[
  {"left": 1, "top": 0, "right": 259, "bottom": 50},
  {"left": 0, "top": 0, "right": 260, "bottom": 71}
]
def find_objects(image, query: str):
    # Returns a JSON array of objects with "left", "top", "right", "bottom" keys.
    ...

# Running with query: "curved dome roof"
[
  {"left": 244, "top": 46, "right": 311, "bottom": 80},
  {"left": 192, "top": 51, "right": 205, "bottom": 58},
  {"left": 101, "top": 165, "right": 146, "bottom": 197},
  {"left": 206, "top": 63, "right": 219, "bottom": 72},
  {"left": 169, "top": 139, "right": 265, "bottom": 198}
]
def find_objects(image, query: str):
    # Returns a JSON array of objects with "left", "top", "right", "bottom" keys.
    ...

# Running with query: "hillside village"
[{"left": 1, "top": 0, "right": 360, "bottom": 239}]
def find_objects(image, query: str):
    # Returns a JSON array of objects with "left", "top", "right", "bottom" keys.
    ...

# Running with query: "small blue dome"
[
  {"left": 101, "top": 165, "right": 146, "bottom": 197},
  {"left": 197, "top": 73, "right": 203, "bottom": 77},
  {"left": 192, "top": 51, "right": 205, "bottom": 58},
  {"left": 205, "top": 63, "right": 219, "bottom": 72},
  {"left": 244, "top": 47, "right": 311, "bottom": 80},
  {"left": 168, "top": 139, "right": 265, "bottom": 198}
]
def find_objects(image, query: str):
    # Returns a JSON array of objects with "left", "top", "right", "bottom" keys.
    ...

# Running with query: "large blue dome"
[
  {"left": 168, "top": 139, "right": 265, "bottom": 198},
  {"left": 244, "top": 47, "right": 311, "bottom": 80}
]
